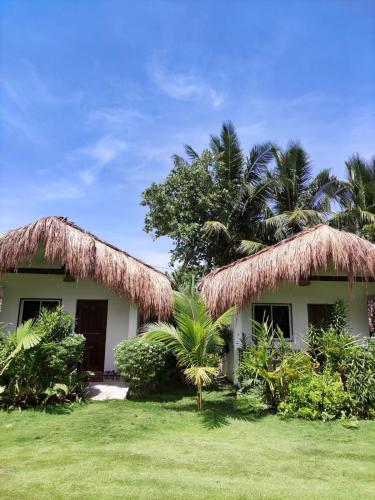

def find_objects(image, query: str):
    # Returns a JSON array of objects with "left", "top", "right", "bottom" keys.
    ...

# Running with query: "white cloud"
[
  {"left": 77, "top": 136, "right": 128, "bottom": 185},
  {"left": 88, "top": 107, "right": 147, "bottom": 127},
  {"left": 39, "top": 180, "right": 84, "bottom": 201},
  {"left": 149, "top": 62, "right": 224, "bottom": 109}
]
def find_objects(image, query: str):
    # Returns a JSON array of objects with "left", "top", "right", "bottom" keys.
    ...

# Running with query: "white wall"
[
  {"left": 228, "top": 279, "right": 375, "bottom": 380},
  {"left": 0, "top": 272, "right": 138, "bottom": 371}
]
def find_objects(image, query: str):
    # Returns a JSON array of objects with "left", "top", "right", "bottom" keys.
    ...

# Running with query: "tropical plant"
[
  {"left": 330, "top": 154, "right": 375, "bottom": 236},
  {"left": 0, "top": 307, "right": 86, "bottom": 409},
  {"left": 263, "top": 142, "right": 338, "bottom": 240},
  {"left": 278, "top": 371, "right": 349, "bottom": 420},
  {"left": 328, "top": 299, "right": 348, "bottom": 333},
  {"left": 142, "top": 122, "right": 274, "bottom": 271},
  {"left": 307, "top": 299, "right": 350, "bottom": 368},
  {"left": 143, "top": 123, "right": 360, "bottom": 273},
  {"left": 0, "top": 319, "right": 41, "bottom": 375},
  {"left": 237, "top": 320, "right": 312, "bottom": 409},
  {"left": 142, "top": 283, "right": 236, "bottom": 410},
  {"left": 345, "top": 338, "right": 375, "bottom": 417},
  {"left": 114, "top": 337, "right": 170, "bottom": 394}
]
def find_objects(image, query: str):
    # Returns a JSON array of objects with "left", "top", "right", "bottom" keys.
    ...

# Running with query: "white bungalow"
[
  {"left": 0, "top": 216, "right": 173, "bottom": 375},
  {"left": 200, "top": 225, "right": 375, "bottom": 379}
]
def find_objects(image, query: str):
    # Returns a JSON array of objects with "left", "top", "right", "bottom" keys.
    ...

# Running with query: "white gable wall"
[{"left": 0, "top": 272, "right": 138, "bottom": 371}]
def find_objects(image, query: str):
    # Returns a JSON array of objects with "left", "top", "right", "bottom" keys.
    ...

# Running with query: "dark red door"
[{"left": 76, "top": 300, "right": 108, "bottom": 372}]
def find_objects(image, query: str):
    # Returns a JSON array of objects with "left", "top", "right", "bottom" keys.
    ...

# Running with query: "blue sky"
[{"left": 0, "top": 0, "right": 374, "bottom": 270}]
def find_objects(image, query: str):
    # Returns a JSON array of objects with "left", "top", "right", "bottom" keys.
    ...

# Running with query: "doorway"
[{"left": 76, "top": 300, "right": 108, "bottom": 372}]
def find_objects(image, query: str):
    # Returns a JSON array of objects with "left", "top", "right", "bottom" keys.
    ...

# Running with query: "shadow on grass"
[
  {"left": 127, "top": 382, "right": 269, "bottom": 429},
  {"left": 33, "top": 400, "right": 86, "bottom": 415},
  {"left": 154, "top": 386, "right": 268, "bottom": 429},
  {"left": 130, "top": 382, "right": 196, "bottom": 404},
  {"left": 199, "top": 396, "right": 267, "bottom": 429}
]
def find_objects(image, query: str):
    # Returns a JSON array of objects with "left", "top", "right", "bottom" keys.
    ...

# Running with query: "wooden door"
[{"left": 76, "top": 300, "right": 108, "bottom": 372}]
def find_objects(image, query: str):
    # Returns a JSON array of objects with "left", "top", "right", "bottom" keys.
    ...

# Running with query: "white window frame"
[
  {"left": 252, "top": 303, "right": 293, "bottom": 340},
  {"left": 18, "top": 298, "right": 62, "bottom": 325}
]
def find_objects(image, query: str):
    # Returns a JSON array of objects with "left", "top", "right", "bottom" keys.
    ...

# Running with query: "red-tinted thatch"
[
  {"left": 0, "top": 216, "right": 173, "bottom": 319},
  {"left": 200, "top": 225, "right": 375, "bottom": 317}
]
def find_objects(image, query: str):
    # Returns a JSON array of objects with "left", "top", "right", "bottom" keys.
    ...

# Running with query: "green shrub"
[
  {"left": 0, "top": 307, "right": 86, "bottom": 409},
  {"left": 237, "top": 320, "right": 312, "bottom": 410},
  {"left": 345, "top": 338, "right": 375, "bottom": 417},
  {"left": 114, "top": 338, "right": 169, "bottom": 394},
  {"left": 319, "top": 329, "right": 358, "bottom": 375},
  {"left": 278, "top": 371, "right": 349, "bottom": 420},
  {"left": 239, "top": 298, "right": 375, "bottom": 420},
  {"left": 328, "top": 299, "right": 348, "bottom": 334}
]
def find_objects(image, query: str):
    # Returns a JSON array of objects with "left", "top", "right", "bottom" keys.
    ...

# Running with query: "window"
[
  {"left": 253, "top": 304, "right": 292, "bottom": 339},
  {"left": 307, "top": 304, "right": 334, "bottom": 328},
  {"left": 18, "top": 299, "right": 61, "bottom": 324}
]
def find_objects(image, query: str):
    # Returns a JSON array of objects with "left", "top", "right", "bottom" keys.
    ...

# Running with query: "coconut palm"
[
  {"left": 330, "top": 154, "right": 375, "bottom": 238},
  {"left": 263, "top": 142, "right": 339, "bottom": 241},
  {"left": 142, "top": 283, "right": 236, "bottom": 411},
  {"left": 202, "top": 124, "right": 274, "bottom": 260}
]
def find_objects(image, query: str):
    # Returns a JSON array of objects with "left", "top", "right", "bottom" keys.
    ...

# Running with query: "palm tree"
[
  {"left": 142, "top": 283, "right": 236, "bottom": 411},
  {"left": 330, "top": 154, "right": 375, "bottom": 238},
  {"left": 201, "top": 122, "right": 274, "bottom": 260},
  {"left": 264, "top": 142, "right": 338, "bottom": 241}
]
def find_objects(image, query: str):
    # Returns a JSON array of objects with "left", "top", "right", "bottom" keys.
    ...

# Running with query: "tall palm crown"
[
  {"left": 142, "top": 283, "right": 236, "bottom": 410},
  {"left": 264, "top": 142, "right": 337, "bottom": 241},
  {"left": 331, "top": 154, "right": 375, "bottom": 236},
  {"left": 202, "top": 122, "right": 274, "bottom": 260}
]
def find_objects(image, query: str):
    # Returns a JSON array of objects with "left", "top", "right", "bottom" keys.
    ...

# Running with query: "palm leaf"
[
  {"left": 202, "top": 221, "right": 231, "bottom": 240},
  {"left": 238, "top": 240, "right": 265, "bottom": 255},
  {"left": 15, "top": 319, "right": 42, "bottom": 350}
]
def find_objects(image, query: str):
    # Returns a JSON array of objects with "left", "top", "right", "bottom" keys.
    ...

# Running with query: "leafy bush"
[
  {"left": 239, "top": 298, "right": 375, "bottom": 420},
  {"left": 0, "top": 307, "right": 86, "bottom": 409},
  {"left": 278, "top": 371, "right": 349, "bottom": 420},
  {"left": 114, "top": 337, "right": 169, "bottom": 394},
  {"left": 328, "top": 299, "right": 348, "bottom": 334},
  {"left": 319, "top": 329, "right": 358, "bottom": 375},
  {"left": 237, "top": 320, "right": 312, "bottom": 410},
  {"left": 345, "top": 338, "right": 375, "bottom": 417}
]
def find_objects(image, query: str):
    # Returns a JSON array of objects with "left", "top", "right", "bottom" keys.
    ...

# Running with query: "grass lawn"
[{"left": 0, "top": 387, "right": 374, "bottom": 499}]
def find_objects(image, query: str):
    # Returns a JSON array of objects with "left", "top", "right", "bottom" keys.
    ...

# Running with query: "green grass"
[{"left": 0, "top": 387, "right": 374, "bottom": 499}]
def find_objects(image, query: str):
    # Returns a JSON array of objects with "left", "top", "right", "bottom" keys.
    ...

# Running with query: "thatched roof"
[
  {"left": 0, "top": 216, "right": 173, "bottom": 319},
  {"left": 200, "top": 224, "right": 375, "bottom": 316}
]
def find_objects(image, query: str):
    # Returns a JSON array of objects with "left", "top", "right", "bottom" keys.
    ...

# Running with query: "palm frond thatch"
[
  {"left": 0, "top": 216, "right": 173, "bottom": 319},
  {"left": 200, "top": 224, "right": 375, "bottom": 317}
]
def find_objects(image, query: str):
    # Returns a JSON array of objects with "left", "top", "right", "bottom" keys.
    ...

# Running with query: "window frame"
[
  {"left": 17, "top": 298, "right": 62, "bottom": 325},
  {"left": 252, "top": 303, "right": 293, "bottom": 340}
]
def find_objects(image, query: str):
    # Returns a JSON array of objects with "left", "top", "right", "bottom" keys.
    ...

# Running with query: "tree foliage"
[{"left": 141, "top": 122, "right": 374, "bottom": 273}]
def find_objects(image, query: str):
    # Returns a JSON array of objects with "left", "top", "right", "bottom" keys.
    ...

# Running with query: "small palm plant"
[
  {"left": 142, "top": 283, "right": 236, "bottom": 411},
  {"left": 0, "top": 319, "right": 42, "bottom": 376}
]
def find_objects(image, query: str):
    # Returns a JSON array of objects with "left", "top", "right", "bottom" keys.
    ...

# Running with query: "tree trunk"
[{"left": 197, "top": 381, "right": 203, "bottom": 411}]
